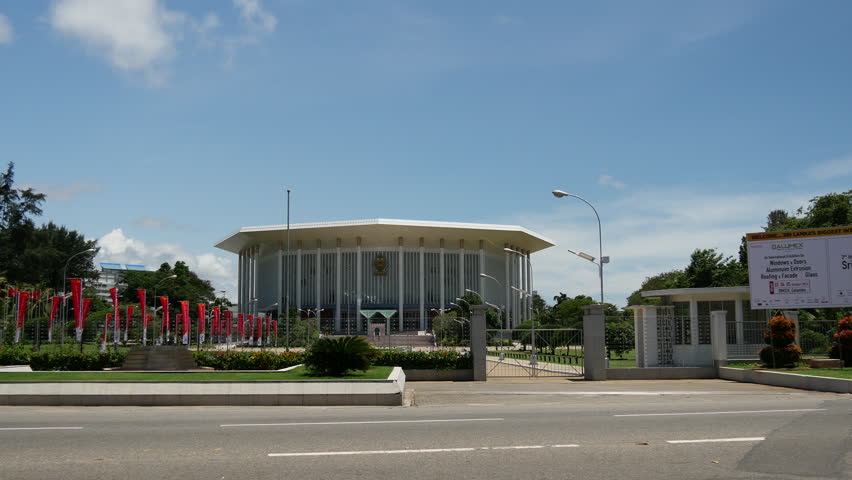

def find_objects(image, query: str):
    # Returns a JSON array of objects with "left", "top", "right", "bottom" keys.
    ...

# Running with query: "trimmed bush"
[
  {"left": 373, "top": 350, "right": 472, "bottom": 370},
  {"left": 304, "top": 336, "right": 375, "bottom": 376},
  {"left": 193, "top": 350, "right": 303, "bottom": 370},
  {"left": 829, "top": 316, "right": 852, "bottom": 366},
  {"left": 0, "top": 347, "right": 128, "bottom": 371},
  {"left": 758, "top": 315, "right": 801, "bottom": 368}
]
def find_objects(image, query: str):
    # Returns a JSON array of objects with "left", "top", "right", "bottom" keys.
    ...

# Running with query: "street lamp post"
[
  {"left": 552, "top": 190, "right": 606, "bottom": 304},
  {"left": 60, "top": 247, "right": 96, "bottom": 346}
]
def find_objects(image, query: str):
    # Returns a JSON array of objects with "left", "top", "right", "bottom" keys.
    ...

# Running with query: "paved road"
[{"left": 0, "top": 379, "right": 849, "bottom": 479}]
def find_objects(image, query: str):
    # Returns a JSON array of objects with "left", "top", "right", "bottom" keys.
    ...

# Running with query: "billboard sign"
[{"left": 746, "top": 225, "right": 852, "bottom": 309}]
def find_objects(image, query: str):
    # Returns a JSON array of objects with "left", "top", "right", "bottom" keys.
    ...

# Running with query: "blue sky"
[{"left": 2, "top": 0, "right": 851, "bottom": 306}]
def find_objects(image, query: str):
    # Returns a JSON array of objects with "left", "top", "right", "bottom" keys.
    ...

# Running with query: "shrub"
[
  {"left": 759, "top": 344, "right": 802, "bottom": 368},
  {"left": 759, "top": 315, "right": 801, "bottom": 368},
  {"left": 799, "top": 329, "right": 830, "bottom": 354},
  {"left": 829, "top": 316, "right": 852, "bottom": 366},
  {"left": 304, "top": 336, "right": 375, "bottom": 376},
  {"left": 193, "top": 350, "right": 303, "bottom": 370},
  {"left": 0, "top": 347, "right": 128, "bottom": 371},
  {"left": 373, "top": 350, "right": 472, "bottom": 370}
]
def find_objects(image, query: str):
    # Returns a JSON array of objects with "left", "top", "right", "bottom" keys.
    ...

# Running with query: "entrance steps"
[{"left": 120, "top": 346, "right": 199, "bottom": 371}]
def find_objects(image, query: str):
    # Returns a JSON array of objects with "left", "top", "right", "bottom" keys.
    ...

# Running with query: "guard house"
[{"left": 630, "top": 286, "right": 771, "bottom": 367}]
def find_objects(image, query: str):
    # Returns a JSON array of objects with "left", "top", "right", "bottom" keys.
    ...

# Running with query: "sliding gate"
[{"left": 485, "top": 328, "right": 584, "bottom": 377}]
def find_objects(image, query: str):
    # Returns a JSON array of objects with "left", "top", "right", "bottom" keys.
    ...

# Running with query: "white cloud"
[
  {"left": 224, "top": 0, "right": 277, "bottom": 67},
  {"left": 598, "top": 174, "right": 626, "bottom": 189},
  {"left": 515, "top": 188, "right": 810, "bottom": 308},
  {"left": 233, "top": 0, "right": 276, "bottom": 34},
  {"left": 48, "top": 0, "right": 224, "bottom": 86},
  {"left": 805, "top": 154, "right": 852, "bottom": 182},
  {"left": 19, "top": 181, "right": 102, "bottom": 201},
  {"left": 49, "top": 0, "right": 181, "bottom": 85},
  {"left": 0, "top": 14, "right": 13, "bottom": 45},
  {"left": 96, "top": 228, "right": 237, "bottom": 300}
]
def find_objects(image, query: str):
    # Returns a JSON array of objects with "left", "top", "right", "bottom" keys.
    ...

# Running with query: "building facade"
[
  {"left": 215, "top": 219, "right": 554, "bottom": 334},
  {"left": 91, "top": 262, "right": 150, "bottom": 301}
]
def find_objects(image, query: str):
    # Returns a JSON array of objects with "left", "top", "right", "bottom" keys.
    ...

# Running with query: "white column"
[
  {"left": 689, "top": 299, "right": 698, "bottom": 346},
  {"left": 316, "top": 241, "right": 322, "bottom": 313},
  {"left": 504, "top": 244, "right": 511, "bottom": 328},
  {"left": 419, "top": 238, "right": 425, "bottom": 331},
  {"left": 295, "top": 245, "right": 302, "bottom": 311},
  {"left": 238, "top": 250, "right": 243, "bottom": 313},
  {"left": 458, "top": 240, "right": 465, "bottom": 300},
  {"left": 479, "top": 240, "right": 485, "bottom": 304},
  {"left": 335, "top": 240, "right": 342, "bottom": 332},
  {"left": 277, "top": 243, "right": 282, "bottom": 322},
  {"left": 356, "top": 237, "right": 362, "bottom": 333},
  {"left": 253, "top": 245, "right": 259, "bottom": 316},
  {"left": 734, "top": 299, "right": 743, "bottom": 345},
  {"left": 526, "top": 251, "right": 533, "bottom": 321},
  {"left": 398, "top": 237, "right": 404, "bottom": 332},
  {"left": 439, "top": 238, "right": 445, "bottom": 312},
  {"left": 710, "top": 310, "right": 728, "bottom": 367}
]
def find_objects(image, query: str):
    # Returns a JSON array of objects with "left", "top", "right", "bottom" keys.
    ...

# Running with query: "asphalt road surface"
[{"left": 0, "top": 379, "right": 849, "bottom": 480}]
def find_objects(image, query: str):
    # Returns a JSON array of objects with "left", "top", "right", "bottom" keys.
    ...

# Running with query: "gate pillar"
[
  {"left": 470, "top": 305, "right": 487, "bottom": 381},
  {"left": 582, "top": 304, "right": 607, "bottom": 381}
]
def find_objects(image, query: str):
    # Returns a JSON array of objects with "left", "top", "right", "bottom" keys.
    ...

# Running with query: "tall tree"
[{"left": 16, "top": 222, "right": 98, "bottom": 289}]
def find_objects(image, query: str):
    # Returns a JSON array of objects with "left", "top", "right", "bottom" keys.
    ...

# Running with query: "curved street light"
[
  {"left": 60, "top": 247, "right": 96, "bottom": 345},
  {"left": 552, "top": 190, "right": 606, "bottom": 304}
]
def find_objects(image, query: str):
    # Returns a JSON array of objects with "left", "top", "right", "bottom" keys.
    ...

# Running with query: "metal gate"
[{"left": 485, "top": 328, "right": 584, "bottom": 377}]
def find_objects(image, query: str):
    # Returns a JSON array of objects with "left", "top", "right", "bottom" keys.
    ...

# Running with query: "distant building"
[{"left": 92, "top": 263, "right": 150, "bottom": 300}]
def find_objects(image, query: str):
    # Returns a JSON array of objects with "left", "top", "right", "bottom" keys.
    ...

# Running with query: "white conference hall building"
[{"left": 215, "top": 219, "right": 555, "bottom": 334}]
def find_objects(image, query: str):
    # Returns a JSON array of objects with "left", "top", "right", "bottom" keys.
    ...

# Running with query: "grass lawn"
[
  {"left": 0, "top": 366, "right": 394, "bottom": 382},
  {"left": 725, "top": 362, "right": 852, "bottom": 380},
  {"left": 3, "top": 344, "right": 132, "bottom": 354}
]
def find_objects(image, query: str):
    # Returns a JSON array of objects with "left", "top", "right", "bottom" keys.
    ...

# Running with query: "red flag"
[
  {"left": 213, "top": 307, "right": 221, "bottom": 336},
  {"left": 82, "top": 299, "right": 91, "bottom": 328},
  {"left": 225, "top": 310, "right": 233, "bottom": 337},
  {"left": 103, "top": 314, "right": 113, "bottom": 344},
  {"left": 16, "top": 291, "right": 29, "bottom": 329},
  {"left": 256, "top": 315, "right": 263, "bottom": 340},
  {"left": 197, "top": 303, "right": 206, "bottom": 335},
  {"left": 137, "top": 289, "right": 146, "bottom": 322},
  {"left": 145, "top": 314, "right": 152, "bottom": 328},
  {"left": 49, "top": 296, "right": 62, "bottom": 328},
  {"left": 8, "top": 287, "right": 16, "bottom": 296},
  {"left": 126, "top": 305, "right": 134, "bottom": 331},
  {"left": 32, "top": 291, "right": 40, "bottom": 300},
  {"left": 180, "top": 301, "right": 190, "bottom": 343},
  {"left": 70, "top": 278, "right": 83, "bottom": 329},
  {"left": 272, "top": 320, "right": 278, "bottom": 337},
  {"left": 159, "top": 296, "right": 170, "bottom": 333},
  {"left": 265, "top": 315, "right": 271, "bottom": 340},
  {"left": 238, "top": 313, "right": 244, "bottom": 338},
  {"left": 248, "top": 315, "right": 255, "bottom": 338}
]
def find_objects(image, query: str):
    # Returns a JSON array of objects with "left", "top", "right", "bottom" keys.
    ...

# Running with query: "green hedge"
[
  {"left": 193, "top": 350, "right": 303, "bottom": 370},
  {"left": 372, "top": 350, "right": 472, "bottom": 370},
  {"left": 0, "top": 347, "right": 471, "bottom": 371},
  {"left": 0, "top": 347, "right": 128, "bottom": 371}
]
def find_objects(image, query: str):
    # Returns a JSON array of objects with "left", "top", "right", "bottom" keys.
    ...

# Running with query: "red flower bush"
[{"left": 758, "top": 315, "right": 801, "bottom": 368}]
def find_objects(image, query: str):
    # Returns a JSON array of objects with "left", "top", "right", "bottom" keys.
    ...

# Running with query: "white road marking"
[
  {"left": 615, "top": 408, "right": 826, "bottom": 417},
  {"left": 667, "top": 437, "right": 765, "bottom": 444},
  {"left": 222, "top": 418, "right": 503, "bottom": 427},
  {"left": 0, "top": 427, "right": 83, "bottom": 431},
  {"left": 270, "top": 444, "right": 580, "bottom": 457},
  {"left": 484, "top": 391, "right": 764, "bottom": 396}
]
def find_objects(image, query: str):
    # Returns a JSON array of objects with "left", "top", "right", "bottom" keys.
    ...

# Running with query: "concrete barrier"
[
  {"left": 0, "top": 367, "right": 407, "bottom": 406},
  {"left": 606, "top": 367, "right": 717, "bottom": 380},
  {"left": 719, "top": 367, "right": 852, "bottom": 394}
]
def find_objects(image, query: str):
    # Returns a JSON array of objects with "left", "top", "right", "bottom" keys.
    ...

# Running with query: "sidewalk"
[{"left": 408, "top": 378, "right": 820, "bottom": 407}]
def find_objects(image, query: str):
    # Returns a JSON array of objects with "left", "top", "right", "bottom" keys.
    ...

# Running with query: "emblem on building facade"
[{"left": 374, "top": 256, "right": 387, "bottom": 276}]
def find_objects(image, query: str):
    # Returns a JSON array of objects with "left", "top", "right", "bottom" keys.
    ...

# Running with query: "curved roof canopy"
[{"left": 214, "top": 218, "right": 555, "bottom": 254}]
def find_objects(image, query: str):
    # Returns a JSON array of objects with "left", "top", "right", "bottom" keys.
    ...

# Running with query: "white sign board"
[{"left": 747, "top": 226, "right": 852, "bottom": 309}]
